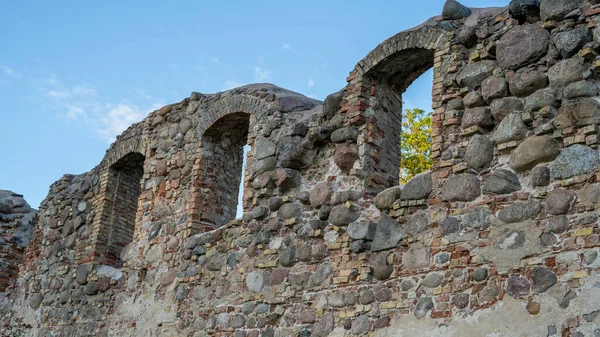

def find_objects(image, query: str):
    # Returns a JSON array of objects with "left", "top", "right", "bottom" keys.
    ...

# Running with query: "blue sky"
[{"left": 0, "top": 0, "right": 508, "bottom": 208}]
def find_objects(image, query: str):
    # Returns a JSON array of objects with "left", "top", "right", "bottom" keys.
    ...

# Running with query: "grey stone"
[
  {"left": 371, "top": 215, "right": 405, "bottom": 252},
  {"left": 509, "top": 70, "right": 547, "bottom": 97},
  {"left": 30, "top": 293, "right": 43, "bottom": 309},
  {"left": 405, "top": 211, "right": 429, "bottom": 235},
  {"left": 401, "top": 280, "right": 415, "bottom": 291},
  {"left": 328, "top": 204, "right": 359, "bottom": 226},
  {"left": 483, "top": 169, "right": 521, "bottom": 195},
  {"left": 272, "top": 168, "right": 301, "bottom": 189},
  {"left": 372, "top": 254, "right": 394, "bottom": 280},
  {"left": 76, "top": 264, "right": 89, "bottom": 286},
  {"left": 583, "top": 251, "right": 598, "bottom": 265},
  {"left": 350, "top": 240, "right": 370, "bottom": 253},
  {"left": 351, "top": 315, "right": 369, "bottom": 334},
  {"left": 278, "top": 202, "right": 302, "bottom": 220},
  {"left": 509, "top": 136, "right": 560, "bottom": 171},
  {"left": 309, "top": 182, "right": 333, "bottom": 207},
  {"left": 564, "top": 81, "right": 597, "bottom": 100},
  {"left": 440, "top": 174, "right": 481, "bottom": 202},
  {"left": 403, "top": 243, "right": 431, "bottom": 271},
  {"left": 254, "top": 157, "right": 277, "bottom": 174},
  {"left": 456, "top": 60, "right": 497, "bottom": 90},
  {"left": 462, "top": 206, "right": 491, "bottom": 228},
  {"left": 347, "top": 221, "right": 376, "bottom": 241},
  {"left": 464, "top": 91, "right": 485, "bottom": 108},
  {"left": 548, "top": 58, "right": 586, "bottom": 88},
  {"left": 374, "top": 186, "right": 401, "bottom": 210},
  {"left": 251, "top": 206, "right": 269, "bottom": 220},
  {"left": 277, "top": 136, "right": 314, "bottom": 169},
  {"left": 359, "top": 289, "right": 375, "bottom": 304},
  {"left": 498, "top": 200, "right": 542, "bottom": 223},
  {"left": 482, "top": 76, "right": 508, "bottom": 102},
  {"left": 540, "top": 0, "right": 584, "bottom": 21},
  {"left": 554, "top": 27, "right": 591, "bottom": 58},
  {"left": 546, "top": 215, "right": 569, "bottom": 233},
  {"left": 318, "top": 205, "right": 331, "bottom": 221},
  {"left": 559, "top": 290, "right": 577, "bottom": 309},
  {"left": 330, "top": 127, "right": 359, "bottom": 143},
  {"left": 461, "top": 107, "right": 494, "bottom": 129},
  {"left": 497, "top": 23, "right": 548, "bottom": 70},
  {"left": 546, "top": 189, "right": 576, "bottom": 215},
  {"left": 245, "top": 270, "right": 269, "bottom": 293},
  {"left": 465, "top": 134, "right": 494, "bottom": 170},
  {"left": 524, "top": 88, "right": 559, "bottom": 112},
  {"left": 473, "top": 267, "right": 488, "bottom": 282},
  {"left": 442, "top": 0, "right": 472, "bottom": 20},
  {"left": 311, "top": 264, "right": 333, "bottom": 287},
  {"left": 441, "top": 217, "right": 461, "bottom": 234},
  {"left": 255, "top": 138, "right": 276, "bottom": 160},
  {"left": 491, "top": 97, "right": 523, "bottom": 122},
  {"left": 322, "top": 90, "right": 344, "bottom": 119},
  {"left": 452, "top": 293, "right": 470, "bottom": 309},
  {"left": 555, "top": 98, "right": 600, "bottom": 129},
  {"left": 84, "top": 282, "right": 98, "bottom": 296},
  {"left": 312, "top": 312, "right": 334, "bottom": 337},
  {"left": 421, "top": 273, "right": 444, "bottom": 288},
  {"left": 230, "top": 314, "right": 246, "bottom": 329},
  {"left": 401, "top": 171, "right": 432, "bottom": 200},
  {"left": 531, "top": 267, "right": 557, "bottom": 293},
  {"left": 278, "top": 246, "right": 296, "bottom": 267},
  {"left": 506, "top": 274, "right": 531, "bottom": 298},
  {"left": 435, "top": 252, "right": 450, "bottom": 264},
  {"left": 531, "top": 166, "right": 551, "bottom": 187},
  {"left": 414, "top": 297, "right": 434, "bottom": 319},
  {"left": 552, "top": 145, "right": 600, "bottom": 180},
  {"left": 509, "top": 0, "right": 540, "bottom": 23}
]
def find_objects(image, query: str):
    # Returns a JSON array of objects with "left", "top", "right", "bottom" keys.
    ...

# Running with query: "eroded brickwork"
[{"left": 3, "top": 0, "right": 600, "bottom": 336}]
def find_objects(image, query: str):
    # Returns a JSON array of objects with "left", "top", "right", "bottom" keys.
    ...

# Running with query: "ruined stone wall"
[{"left": 3, "top": 0, "right": 600, "bottom": 336}]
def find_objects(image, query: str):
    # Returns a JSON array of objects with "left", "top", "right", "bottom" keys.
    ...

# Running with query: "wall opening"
[
  {"left": 102, "top": 152, "right": 145, "bottom": 267},
  {"left": 193, "top": 112, "right": 250, "bottom": 229},
  {"left": 367, "top": 47, "right": 435, "bottom": 187}
]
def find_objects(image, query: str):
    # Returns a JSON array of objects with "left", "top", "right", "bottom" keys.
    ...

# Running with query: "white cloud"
[
  {"left": 0, "top": 65, "right": 20, "bottom": 79},
  {"left": 42, "top": 77, "right": 161, "bottom": 142},
  {"left": 282, "top": 43, "right": 292, "bottom": 50},
  {"left": 307, "top": 79, "right": 314, "bottom": 88},
  {"left": 253, "top": 66, "right": 271, "bottom": 82},
  {"left": 223, "top": 80, "right": 246, "bottom": 90}
]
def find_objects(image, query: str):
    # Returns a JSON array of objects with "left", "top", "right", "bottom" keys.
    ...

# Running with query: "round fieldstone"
[
  {"left": 457, "top": 60, "right": 497, "bottom": 90},
  {"left": 333, "top": 144, "right": 359, "bottom": 173},
  {"left": 441, "top": 217, "right": 461, "bottom": 234},
  {"left": 351, "top": 315, "right": 369, "bottom": 334},
  {"left": 278, "top": 202, "right": 302, "bottom": 220},
  {"left": 546, "top": 215, "right": 569, "bottom": 233},
  {"left": 524, "top": 88, "right": 559, "bottom": 112},
  {"left": 84, "top": 282, "right": 99, "bottom": 296},
  {"left": 347, "top": 221, "right": 376, "bottom": 241},
  {"left": 482, "top": 76, "right": 508, "bottom": 102},
  {"left": 492, "top": 112, "right": 528, "bottom": 145},
  {"left": 527, "top": 301, "right": 541, "bottom": 315},
  {"left": 531, "top": 267, "right": 557, "bottom": 293},
  {"left": 462, "top": 206, "right": 491, "bottom": 229},
  {"left": 371, "top": 215, "right": 406, "bottom": 252},
  {"left": 509, "top": 136, "right": 559, "bottom": 171},
  {"left": 405, "top": 211, "right": 429, "bottom": 236},
  {"left": 548, "top": 58, "right": 586, "bottom": 88},
  {"left": 328, "top": 204, "right": 359, "bottom": 226},
  {"left": 509, "top": 0, "right": 540, "bottom": 23},
  {"left": 251, "top": 206, "right": 269, "bottom": 220},
  {"left": 483, "top": 169, "right": 521, "bottom": 195},
  {"left": 509, "top": 70, "right": 547, "bottom": 97},
  {"left": 76, "top": 264, "right": 89, "bottom": 286},
  {"left": 374, "top": 186, "right": 401, "bottom": 210},
  {"left": 442, "top": 0, "right": 472, "bottom": 20},
  {"left": 473, "top": 267, "right": 488, "bottom": 282},
  {"left": 506, "top": 275, "right": 531, "bottom": 298},
  {"left": 245, "top": 270, "right": 269, "bottom": 293},
  {"left": 564, "top": 81, "right": 598, "bottom": 100},
  {"left": 465, "top": 134, "right": 494, "bottom": 171},
  {"left": 497, "top": 23, "right": 548, "bottom": 70},
  {"left": 554, "top": 27, "right": 591, "bottom": 59},
  {"left": 583, "top": 251, "right": 598, "bottom": 265},
  {"left": 421, "top": 273, "right": 444, "bottom": 288},
  {"left": 278, "top": 246, "right": 296, "bottom": 267},
  {"left": 372, "top": 254, "right": 394, "bottom": 280},
  {"left": 30, "top": 293, "right": 43, "bottom": 309},
  {"left": 464, "top": 91, "right": 485, "bottom": 108},
  {"left": 452, "top": 293, "right": 470, "bottom": 309},
  {"left": 440, "top": 174, "right": 481, "bottom": 202},
  {"left": 546, "top": 189, "right": 575, "bottom": 215},
  {"left": 309, "top": 182, "right": 333, "bottom": 207},
  {"left": 555, "top": 98, "right": 600, "bottom": 129},
  {"left": 491, "top": 97, "right": 523, "bottom": 122},
  {"left": 330, "top": 127, "right": 359, "bottom": 143},
  {"left": 312, "top": 312, "right": 334, "bottom": 337},
  {"left": 531, "top": 166, "right": 551, "bottom": 187},
  {"left": 461, "top": 107, "right": 493, "bottom": 129},
  {"left": 540, "top": 0, "right": 583, "bottom": 21},
  {"left": 401, "top": 171, "right": 433, "bottom": 200},
  {"left": 551, "top": 145, "right": 600, "bottom": 180}
]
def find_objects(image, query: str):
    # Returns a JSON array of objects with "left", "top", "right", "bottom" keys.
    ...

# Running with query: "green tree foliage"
[{"left": 400, "top": 108, "right": 432, "bottom": 184}]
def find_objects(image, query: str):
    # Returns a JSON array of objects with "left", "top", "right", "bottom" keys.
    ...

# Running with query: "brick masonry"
[{"left": 2, "top": 1, "right": 600, "bottom": 336}]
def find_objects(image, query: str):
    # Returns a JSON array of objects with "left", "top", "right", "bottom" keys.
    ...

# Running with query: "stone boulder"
[
  {"left": 374, "top": 186, "right": 401, "bottom": 210},
  {"left": 440, "top": 174, "right": 481, "bottom": 202},
  {"left": 554, "top": 98, "right": 600, "bottom": 129},
  {"left": 483, "top": 169, "right": 521, "bottom": 195},
  {"left": 509, "top": 0, "right": 540, "bottom": 23},
  {"left": 371, "top": 215, "right": 405, "bottom": 252},
  {"left": 497, "top": 24, "right": 548, "bottom": 70},
  {"left": 442, "top": 0, "right": 472, "bottom": 20},
  {"left": 548, "top": 58, "right": 585, "bottom": 88},
  {"left": 540, "top": 0, "right": 583, "bottom": 21},
  {"left": 334, "top": 144, "right": 359, "bottom": 173},
  {"left": 551, "top": 145, "right": 600, "bottom": 180},
  {"left": 509, "top": 136, "right": 559, "bottom": 171},
  {"left": 456, "top": 60, "right": 497, "bottom": 90},
  {"left": 491, "top": 97, "right": 523, "bottom": 122},
  {"left": 509, "top": 70, "right": 547, "bottom": 97},
  {"left": 401, "top": 171, "right": 432, "bottom": 200},
  {"left": 554, "top": 27, "right": 591, "bottom": 59},
  {"left": 464, "top": 134, "right": 494, "bottom": 170},
  {"left": 492, "top": 112, "right": 528, "bottom": 144}
]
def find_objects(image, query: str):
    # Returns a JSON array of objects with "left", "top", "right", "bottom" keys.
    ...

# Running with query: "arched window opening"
[
  {"left": 102, "top": 152, "right": 145, "bottom": 267},
  {"left": 193, "top": 112, "right": 250, "bottom": 229}
]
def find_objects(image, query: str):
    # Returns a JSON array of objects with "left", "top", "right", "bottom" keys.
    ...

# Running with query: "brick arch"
[
  {"left": 100, "top": 136, "right": 147, "bottom": 169},
  {"left": 342, "top": 25, "right": 451, "bottom": 195}
]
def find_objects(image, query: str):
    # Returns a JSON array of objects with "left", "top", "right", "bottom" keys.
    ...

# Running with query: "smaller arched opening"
[
  {"left": 191, "top": 112, "right": 250, "bottom": 229},
  {"left": 98, "top": 152, "right": 145, "bottom": 267}
]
